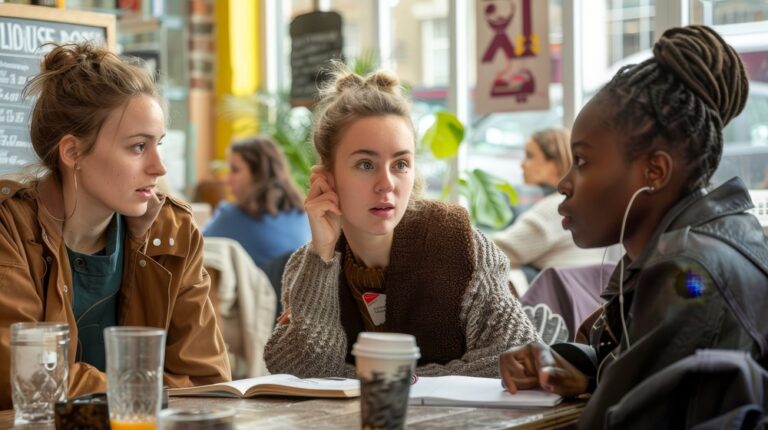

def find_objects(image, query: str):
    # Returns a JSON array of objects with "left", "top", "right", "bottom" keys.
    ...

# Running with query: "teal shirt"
[{"left": 67, "top": 214, "right": 124, "bottom": 371}]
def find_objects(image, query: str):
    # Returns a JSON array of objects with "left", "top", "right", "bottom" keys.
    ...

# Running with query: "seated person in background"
[
  {"left": 499, "top": 25, "right": 768, "bottom": 429},
  {"left": 492, "top": 128, "right": 604, "bottom": 282},
  {"left": 264, "top": 64, "right": 539, "bottom": 378},
  {"left": 203, "top": 135, "right": 311, "bottom": 268},
  {"left": 0, "top": 42, "right": 230, "bottom": 409}
]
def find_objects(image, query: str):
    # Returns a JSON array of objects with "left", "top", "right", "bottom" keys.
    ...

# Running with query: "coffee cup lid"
[{"left": 352, "top": 332, "right": 420, "bottom": 359}]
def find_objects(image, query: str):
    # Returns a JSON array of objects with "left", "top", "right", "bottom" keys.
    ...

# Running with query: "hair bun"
[
  {"left": 364, "top": 71, "right": 399, "bottom": 93},
  {"left": 652, "top": 25, "right": 748, "bottom": 126},
  {"left": 41, "top": 42, "right": 103, "bottom": 74},
  {"left": 334, "top": 72, "right": 365, "bottom": 93}
]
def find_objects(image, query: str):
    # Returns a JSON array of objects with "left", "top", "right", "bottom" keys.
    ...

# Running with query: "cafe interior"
[{"left": 1, "top": 0, "right": 768, "bottom": 428}]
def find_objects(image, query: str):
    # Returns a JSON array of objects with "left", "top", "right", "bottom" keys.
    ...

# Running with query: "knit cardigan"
[{"left": 264, "top": 202, "right": 539, "bottom": 378}]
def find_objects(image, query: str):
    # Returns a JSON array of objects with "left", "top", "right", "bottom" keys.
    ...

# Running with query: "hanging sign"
[{"left": 476, "top": 0, "right": 549, "bottom": 114}]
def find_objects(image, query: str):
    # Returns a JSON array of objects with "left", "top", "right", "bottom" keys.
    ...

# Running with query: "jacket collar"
[
  {"left": 35, "top": 174, "right": 177, "bottom": 256},
  {"left": 605, "top": 177, "right": 754, "bottom": 293}
]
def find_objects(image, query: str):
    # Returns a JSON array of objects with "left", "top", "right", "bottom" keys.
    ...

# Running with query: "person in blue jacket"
[{"left": 204, "top": 135, "right": 311, "bottom": 268}]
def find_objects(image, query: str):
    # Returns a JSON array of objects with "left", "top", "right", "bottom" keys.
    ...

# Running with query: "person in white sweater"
[
  {"left": 264, "top": 63, "right": 538, "bottom": 378},
  {"left": 492, "top": 128, "right": 604, "bottom": 279}
]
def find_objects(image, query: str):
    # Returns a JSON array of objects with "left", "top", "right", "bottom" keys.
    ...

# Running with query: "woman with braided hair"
[
  {"left": 500, "top": 25, "right": 768, "bottom": 428},
  {"left": 264, "top": 63, "right": 539, "bottom": 377}
]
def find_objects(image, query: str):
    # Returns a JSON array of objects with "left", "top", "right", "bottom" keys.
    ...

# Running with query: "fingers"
[
  {"left": 309, "top": 165, "right": 333, "bottom": 190},
  {"left": 500, "top": 343, "right": 589, "bottom": 397},
  {"left": 538, "top": 349, "right": 589, "bottom": 397},
  {"left": 305, "top": 172, "right": 341, "bottom": 216},
  {"left": 534, "top": 342, "right": 555, "bottom": 371},
  {"left": 306, "top": 175, "right": 333, "bottom": 201},
  {"left": 305, "top": 192, "right": 342, "bottom": 217},
  {"left": 499, "top": 346, "right": 540, "bottom": 393},
  {"left": 539, "top": 366, "right": 568, "bottom": 393}
]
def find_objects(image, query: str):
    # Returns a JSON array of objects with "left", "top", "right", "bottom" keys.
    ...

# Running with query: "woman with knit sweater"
[{"left": 263, "top": 64, "right": 539, "bottom": 378}]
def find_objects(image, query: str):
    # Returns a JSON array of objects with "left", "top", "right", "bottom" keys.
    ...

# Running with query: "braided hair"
[{"left": 598, "top": 25, "right": 749, "bottom": 190}]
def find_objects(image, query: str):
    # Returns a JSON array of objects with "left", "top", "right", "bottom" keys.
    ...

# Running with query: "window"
[
  {"left": 421, "top": 18, "right": 449, "bottom": 87},
  {"left": 464, "top": 0, "right": 565, "bottom": 211},
  {"left": 692, "top": 0, "right": 768, "bottom": 189},
  {"left": 691, "top": 0, "right": 768, "bottom": 26},
  {"left": 606, "top": 0, "right": 655, "bottom": 64}
]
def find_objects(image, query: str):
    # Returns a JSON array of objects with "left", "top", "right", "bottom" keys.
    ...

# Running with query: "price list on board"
[{"left": 0, "top": 15, "right": 105, "bottom": 175}]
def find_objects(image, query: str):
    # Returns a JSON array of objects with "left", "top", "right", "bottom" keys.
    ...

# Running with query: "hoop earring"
[{"left": 46, "top": 169, "right": 78, "bottom": 223}]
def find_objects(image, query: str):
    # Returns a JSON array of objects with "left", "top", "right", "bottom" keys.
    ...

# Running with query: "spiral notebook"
[{"left": 408, "top": 376, "right": 562, "bottom": 408}]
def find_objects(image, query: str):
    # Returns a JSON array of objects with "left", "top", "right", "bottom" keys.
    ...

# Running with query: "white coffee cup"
[{"left": 352, "top": 333, "right": 420, "bottom": 430}]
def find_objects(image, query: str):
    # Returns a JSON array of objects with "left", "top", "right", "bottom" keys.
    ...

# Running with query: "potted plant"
[{"left": 421, "top": 111, "right": 518, "bottom": 229}]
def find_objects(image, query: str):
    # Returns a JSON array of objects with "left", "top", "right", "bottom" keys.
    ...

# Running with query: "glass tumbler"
[
  {"left": 11, "top": 322, "right": 69, "bottom": 425},
  {"left": 105, "top": 326, "right": 166, "bottom": 430}
]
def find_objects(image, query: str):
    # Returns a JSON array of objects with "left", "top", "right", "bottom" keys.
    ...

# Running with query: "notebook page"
[{"left": 409, "top": 376, "right": 561, "bottom": 408}]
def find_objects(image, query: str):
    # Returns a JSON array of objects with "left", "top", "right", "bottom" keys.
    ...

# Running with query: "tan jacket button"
[
  {"left": 139, "top": 259, "right": 147, "bottom": 268},
  {"left": 152, "top": 238, "right": 161, "bottom": 246},
  {"left": 1, "top": 186, "right": 10, "bottom": 195},
  {"left": 169, "top": 238, "right": 175, "bottom": 246},
  {"left": 62, "top": 285, "right": 68, "bottom": 293}
]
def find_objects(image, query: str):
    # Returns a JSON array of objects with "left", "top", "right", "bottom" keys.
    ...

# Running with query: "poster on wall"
[{"left": 475, "top": 0, "right": 549, "bottom": 114}]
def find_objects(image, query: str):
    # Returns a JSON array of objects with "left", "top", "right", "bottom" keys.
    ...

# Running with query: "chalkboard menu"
[
  {"left": 0, "top": 4, "right": 115, "bottom": 176},
  {"left": 289, "top": 11, "right": 343, "bottom": 106}
]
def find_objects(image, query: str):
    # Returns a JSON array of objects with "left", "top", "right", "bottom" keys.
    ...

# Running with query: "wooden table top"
[{"left": 0, "top": 396, "right": 584, "bottom": 429}]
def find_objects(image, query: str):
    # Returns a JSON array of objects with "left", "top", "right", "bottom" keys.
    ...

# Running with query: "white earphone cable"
[{"left": 617, "top": 186, "right": 652, "bottom": 351}]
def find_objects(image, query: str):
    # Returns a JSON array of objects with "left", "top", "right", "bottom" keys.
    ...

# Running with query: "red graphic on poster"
[{"left": 481, "top": 0, "right": 537, "bottom": 101}]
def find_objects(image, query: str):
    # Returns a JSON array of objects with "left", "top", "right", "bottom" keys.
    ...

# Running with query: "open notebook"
[
  {"left": 409, "top": 376, "right": 562, "bottom": 408},
  {"left": 167, "top": 374, "right": 360, "bottom": 399}
]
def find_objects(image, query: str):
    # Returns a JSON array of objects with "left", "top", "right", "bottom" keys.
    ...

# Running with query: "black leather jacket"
[{"left": 561, "top": 177, "right": 768, "bottom": 430}]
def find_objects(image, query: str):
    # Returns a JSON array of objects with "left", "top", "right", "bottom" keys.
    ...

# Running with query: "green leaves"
[
  {"left": 421, "top": 112, "right": 465, "bottom": 159},
  {"left": 350, "top": 48, "right": 378, "bottom": 76},
  {"left": 460, "top": 169, "right": 517, "bottom": 229},
  {"left": 423, "top": 111, "right": 517, "bottom": 229},
  {"left": 220, "top": 91, "right": 315, "bottom": 191}
]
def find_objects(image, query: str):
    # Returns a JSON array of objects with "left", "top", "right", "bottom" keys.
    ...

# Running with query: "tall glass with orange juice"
[
  {"left": 110, "top": 421, "right": 156, "bottom": 430},
  {"left": 105, "top": 327, "right": 166, "bottom": 430}
]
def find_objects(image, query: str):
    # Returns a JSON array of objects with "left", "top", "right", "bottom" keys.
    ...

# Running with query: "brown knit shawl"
[{"left": 337, "top": 200, "right": 476, "bottom": 366}]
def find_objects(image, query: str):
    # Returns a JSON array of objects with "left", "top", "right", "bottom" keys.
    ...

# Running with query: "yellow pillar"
[{"left": 214, "top": 0, "right": 261, "bottom": 161}]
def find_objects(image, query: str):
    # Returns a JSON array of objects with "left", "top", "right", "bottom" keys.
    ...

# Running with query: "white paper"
[{"left": 409, "top": 376, "right": 562, "bottom": 408}]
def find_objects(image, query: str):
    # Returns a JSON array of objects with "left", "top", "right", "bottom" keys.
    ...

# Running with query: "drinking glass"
[
  {"left": 105, "top": 326, "right": 166, "bottom": 430},
  {"left": 11, "top": 322, "right": 69, "bottom": 425}
]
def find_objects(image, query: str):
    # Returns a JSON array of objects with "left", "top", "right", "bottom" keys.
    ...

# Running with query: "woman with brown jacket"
[{"left": 0, "top": 42, "right": 230, "bottom": 410}]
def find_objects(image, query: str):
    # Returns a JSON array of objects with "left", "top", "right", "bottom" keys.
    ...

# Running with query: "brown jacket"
[{"left": 0, "top": 177, "right": 231, "bottom": 410}]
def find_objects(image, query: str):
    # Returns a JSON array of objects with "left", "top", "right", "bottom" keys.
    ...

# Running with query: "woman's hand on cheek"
[{"left": 305, "top": 165, "right": 342, "bottom": 262}]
